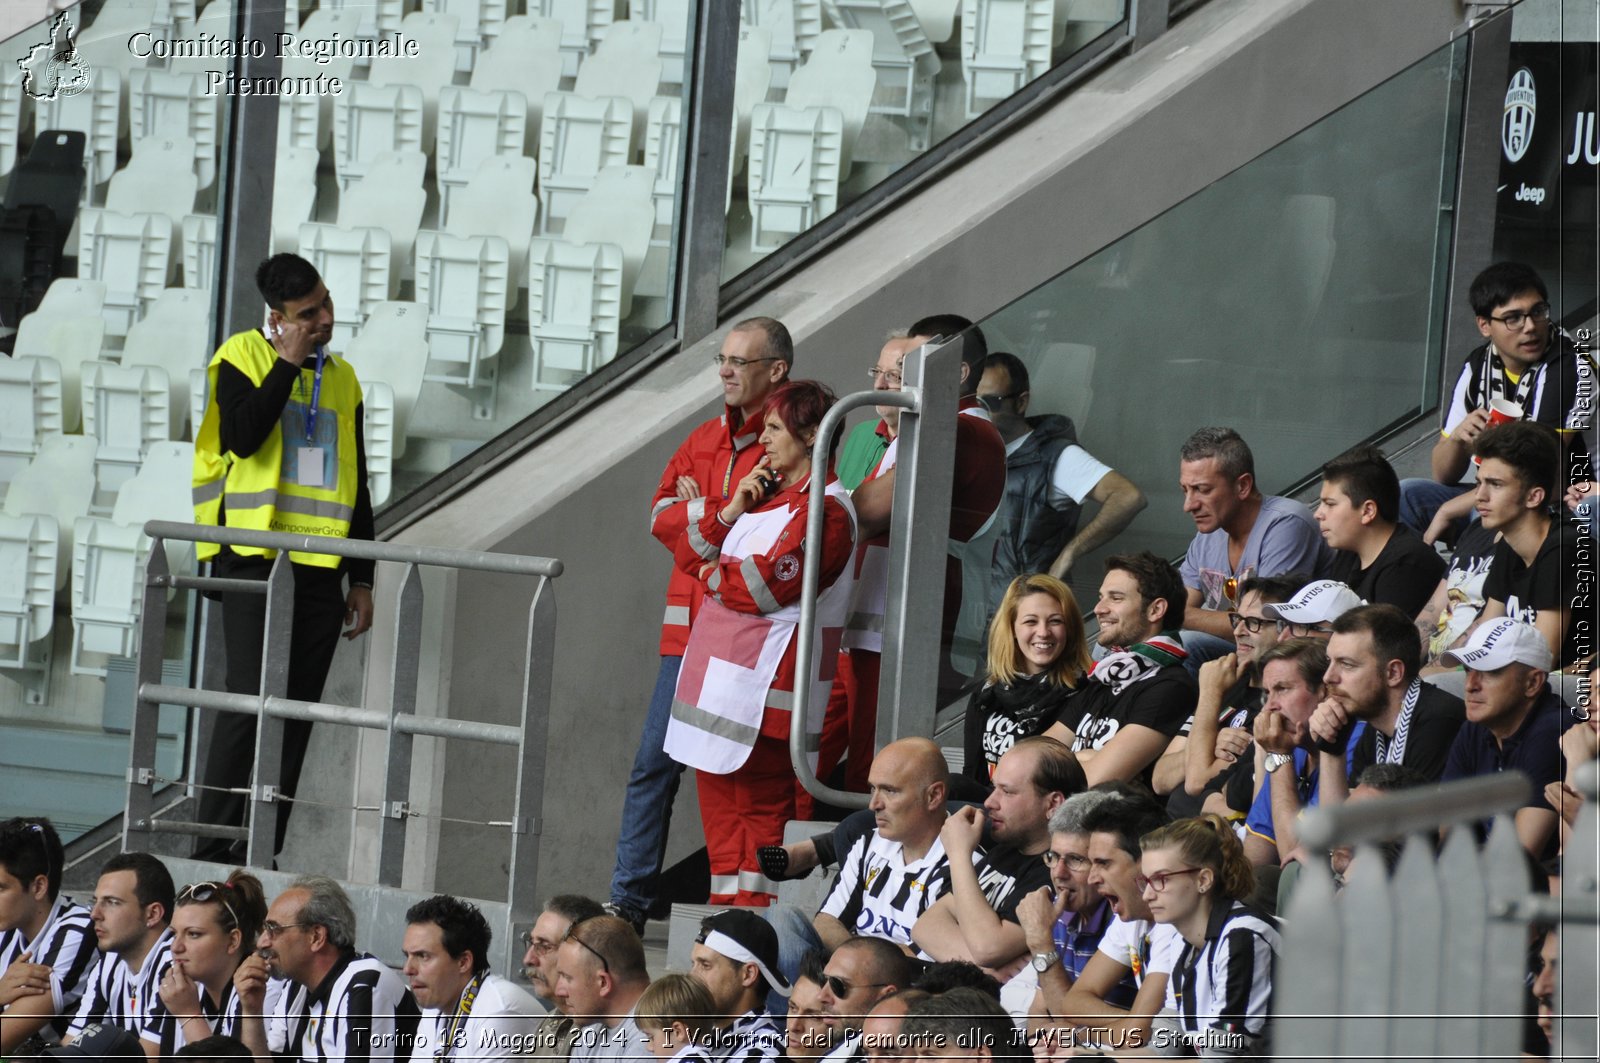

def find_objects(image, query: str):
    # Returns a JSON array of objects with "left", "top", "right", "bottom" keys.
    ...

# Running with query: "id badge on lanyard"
[{"left": 296, "top": 347, "right": 327, "bottom": 487}]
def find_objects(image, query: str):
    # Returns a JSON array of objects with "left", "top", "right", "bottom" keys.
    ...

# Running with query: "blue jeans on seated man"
[
  {"left": 1398, "top": 478, "right": 1471, "bottom": 539},
  {"left": 609, "top": 656, "right": 686, "bottom": 922},
  {"left": 1179, "top": 630, "right": 1236, "bottom": 677}
]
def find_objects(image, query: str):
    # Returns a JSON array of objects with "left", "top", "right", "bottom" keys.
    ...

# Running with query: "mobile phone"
[{"left": 758, "top": 472, "right": 782, "bottom": 496}]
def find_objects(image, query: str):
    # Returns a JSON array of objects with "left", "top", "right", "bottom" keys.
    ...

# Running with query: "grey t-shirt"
[{"left": 1180, "top": 495, "right": 1329, "bottom": 607}]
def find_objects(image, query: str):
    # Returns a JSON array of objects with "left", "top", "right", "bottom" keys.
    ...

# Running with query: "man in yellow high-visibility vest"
[{"left": 190, "top": 253, "right": 375, "bottom": 862}]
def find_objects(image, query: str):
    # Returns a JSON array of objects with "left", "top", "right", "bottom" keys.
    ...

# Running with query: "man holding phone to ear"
[{"left": 191, "top": 253, "right": 376, "bottom": 862}]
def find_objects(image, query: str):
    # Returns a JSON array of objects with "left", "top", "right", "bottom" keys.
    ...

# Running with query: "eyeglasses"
[
  {"left": 1227, "top": 613, "right": 1271, "bottom": 634},
  {"left": 822, "top": 975, "right": 891, "bottom": 998},
  {"left": 977, "top": 392, "right": 1019, "bottom": 413},
  {"left": 179, "top": 881, "right": 240, "bottom": 932},
  {"left": 260, "top": 920, "right": 310, "bottom": 938},
  {"left": 866, "top": 367, "right": 903, "bottom": 387},
  {"left": 1275, "top": 618, "right": 1334, "bottom": 637},
  {"left": 519, "top": 930, "right": 559, "bottom": 956},
  {"left": 1041, "top": 851, "right": 1090, "bottom": 872},
  {"left": 1134, "top": 868, "right": 1203, "bottom": 893},
  {"left": 1486, "top": 303, "right": 1551, "bottom": 330},
  {"left": 713, "top": 354, "right": 780, "bottom": 370},
  {"left": 563, "top": 926, "right": 611, "bottom": 974}
]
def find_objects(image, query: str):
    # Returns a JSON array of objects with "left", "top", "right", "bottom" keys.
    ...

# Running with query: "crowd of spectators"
[{"left": 2, "top": 262, "right": 1593, "bottom": 1059}]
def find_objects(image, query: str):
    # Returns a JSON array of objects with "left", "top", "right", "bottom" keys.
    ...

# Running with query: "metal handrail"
[
  {"left": 125, "top": 521, "right": 560, "bottom": 960},
  {"left": 791, "top": 389, "right": 921, "bottom": 808},
  {"left": 142, "top": 520, "right": 563, "bottom": 577}
]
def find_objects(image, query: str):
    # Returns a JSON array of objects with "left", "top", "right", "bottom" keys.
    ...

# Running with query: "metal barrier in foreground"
[{"left": 122, "top": 521, "right": 561, "bottom": 967}]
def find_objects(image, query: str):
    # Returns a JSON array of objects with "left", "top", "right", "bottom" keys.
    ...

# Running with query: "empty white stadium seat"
[
  {"left": 298, "top": 223, "right": 393, "bottom": 350},
  {"left": 74, "top": 1, "right": 158, "bottom": 80},
  {"left": 563, "top": 163, "right": 655, "bottom": 317},
  {"left": 633, "top": 0, "right": 692, "bottom": 85},
  {"left": 272, "top": 147, "right": 321, "bottom": 254},
  {"left": 469, "top": 15, "right": 565, "bottom": 148},
  {"left": 337, "top": 151, "right": 428, "bottom": 294},
  {"left": 525, "top": 238, "right": 624, "bottom": 392},
  {"left": 0, "top": 357, "right": 64, "bottom": 491},
  {"left": 824, "top": 1, "right": 941, "bottom": 146},
  {"left": 785, "top": 29, "right": 876, "bottom": 177},
  {"left": 445, "top": 155, "right": 539, "bottom": 293},
  {"left": 343, "top": 303, "right": 429, "bottom": 459},
  {"left": 3, "top": 433, "right": 98, "bottom": 592},
  {"left": 0, "top": 514, "right": 58, "bottom": 669},
  {"left": 33, "top": 68, "right": 120, "bottom": 203},
  {"left": 181, "top": 213, "right": 219, "bottom": 290},
  {"left": 277, "top": 7, "right": 368, "bottom": 152},
  {"left": 643, "top": 97, "right": 683, "bottom": 243},
  {"left": 961, "top": 0, "right": 1053, "bottom": 118},
  {"left": 331, "top": 82, "right": 427, "bottom": 190},
  {"left": 426, "top": 0, "right": 510, "bottom": 72},
  {"left": 69, "top": 441, "right": 196, "bottom": 675},
  {"left": 105, "top": 137, "right": 200, "bottom": 236},
  {"left": 742, "top": 0, "right": 824, "bottom": 92},
  {"left": 189, "top": 367, "right": 208, "bottom": 445},
  {"left": 909, "top": 0, "right": 962, "bottom": 42},
  {"left": 360, "top": 381, "right": 396, "bottom": 506},
  {"left": 166, "top": 0, "right": 233, "bottom": 80},
  {"left": 81, "top": 361, "right": 172, "bottom": 504},
  {"left": 534, "top": 0, "right": 617, "bottom": 77},
  {"left": 538, "top": 92, "right": 633, "bottom": 234},
  {"left": 15, "top": 282, "right": 108, "bottom": 431},
  {"left": 0, "top": 37, "right": 27, "bottom": 179},
  {"left": 575, "top": 20, "right": 665, "bottom": 148},
  {"left": 316, "top": 0, "right": 407, "bottom": 42},
  {"left": 414, "top": 231, "right": 512, "bottom": 392},
  {"left": 746, "top": 103, "right": 843, "bottom": 251},
  {"left": 77, "top": 211, "right": 176, "bottom": 338},
  {"left": 127, "top": 70, "right": 219, "bottom": 188},
  {"left": 368, "top": 11, "right": 462, "bottom": 148},
  {"left": 120, "top": 288, "right": 211, "bottom": 435},
  {"left": 732, "top": 26, "right": 776, "bottom": 178},
  {"left": 436, "top": 87, "right": 528, "bottom": 217}
]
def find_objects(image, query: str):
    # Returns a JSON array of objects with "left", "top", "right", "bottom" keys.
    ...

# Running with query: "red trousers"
[{"left": 699, "top": 733, "right": 796, "bottom": 906}]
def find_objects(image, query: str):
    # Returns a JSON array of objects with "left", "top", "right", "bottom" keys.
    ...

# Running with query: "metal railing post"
[
  {"left": 245, "top": 554, "right": 296, "bottom": 868},
  {"left": 506, "top": 577, "right": 556, "bottom": 968},
  {"left": 123, "top": 540, "right": 172, "bottom": 852},
  {"left": 1129, "top": 0, "right": 1171, "bottom": 52},
  {"left": 792, "top": 390, "right": 918, "bottom": 807},
  {"left": 376, "top": 563, "right": 423, "bottom": 887},
  {"left": 878, "top": 341, "right": 961, "bottom": 746}
]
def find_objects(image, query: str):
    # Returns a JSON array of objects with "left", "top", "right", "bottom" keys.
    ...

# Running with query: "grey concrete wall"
[{"left": 346, "top": 0, "right": 1476, "bottom": 903}]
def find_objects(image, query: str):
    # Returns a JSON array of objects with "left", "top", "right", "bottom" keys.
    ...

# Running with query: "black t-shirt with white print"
[{"left": 1483, "top": 518, "right": 1589, "bottom": 669}]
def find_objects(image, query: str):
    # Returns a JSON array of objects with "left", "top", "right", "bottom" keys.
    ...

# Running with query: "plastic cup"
[{"left": 1487, "top": 397, "right": 1524, "bottom": 427}]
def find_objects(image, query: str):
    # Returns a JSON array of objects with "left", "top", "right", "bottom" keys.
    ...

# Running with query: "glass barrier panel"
[
  {"left": 723, "top": 0, "right": 1129, "bottom": 283},
  {"left": 267, "top": 0, "right": 693, "bottom": 503},
  {"left": 1, "top": 0, "right": 221, "bottom": 838},
  {"left": 937, "top": 38, "right": 1466, "bottom": 711}
]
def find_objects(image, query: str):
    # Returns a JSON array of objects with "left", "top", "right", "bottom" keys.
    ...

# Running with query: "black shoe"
[
  {"left": 757, "top": 845, "right": 811, "bottom": 882},
  {"left": 603, "top": 902, "right": 646, "bottom": 937}
]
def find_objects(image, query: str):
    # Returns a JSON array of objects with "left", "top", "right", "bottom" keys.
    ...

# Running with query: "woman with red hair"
[{"left": 665, "top": 380, "right": 857, "bottom": 906}]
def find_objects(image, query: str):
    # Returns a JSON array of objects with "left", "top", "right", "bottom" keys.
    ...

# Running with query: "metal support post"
[
  {"left": 376, "top": 563, "right": 423, "bottom": 887},
  {"left": 245, "top": 554, "right": 296, "bottom": 868},
  {"left": 671, "top": 0, "right": 739, "bottom": 345},
  {"left": 507, "top": 579, "right": 557, "bottom": 949},
  {"left": 123, "top": 541, "right": 172, "bottom": 852},
  {"left": 1129, "top": 0, "right": 1171, "bottom": 53},
  {"left": 878, "top": 340, "right": 961, "bottom": 748}
]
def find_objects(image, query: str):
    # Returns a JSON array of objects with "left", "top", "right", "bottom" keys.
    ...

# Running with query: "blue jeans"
[
  {"left": 764, "top": 903, "right": 825, "bottom": 1002},
  {"left": 1398, "top": 478, "right": 1470, "bottom": 537},
  {"left": 609, "top": 656, "right": 687, "bottom": 918},
  {"left": 1179, "top": 630, "right": 1236, "bottom": 677}
]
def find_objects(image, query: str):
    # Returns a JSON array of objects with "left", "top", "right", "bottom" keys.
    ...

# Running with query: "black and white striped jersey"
[
  {"left": 145, "top": 979, "right": 241, "bottom": 1053},
  {"left": 819, "top": 833, "right": 950, "bottom": 950},
  {"left": 1167, "top": 902, "right": 1281, "bottom": 1056},
  {"left": 66, "top": 928, "right": 174, "bottom": 1042},
  {"left": 283, "top": 952, "right": 420, "bottom": 1063},
  {"left": 706, "top": 1009, "right": 784, "bottom": 1063},
  {"left": 0, "top": 893, "right": 98, "bottom": 1036}
]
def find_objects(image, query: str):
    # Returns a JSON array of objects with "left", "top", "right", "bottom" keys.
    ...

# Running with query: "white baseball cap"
[
  {"left": 1261, "top": 580, "right": 1366, "bottom": 625},
  {"left": 1442, "top": 617, "right": 1553, "bottom": 672}
]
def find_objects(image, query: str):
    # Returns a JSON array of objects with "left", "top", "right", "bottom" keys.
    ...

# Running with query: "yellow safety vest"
[{"left": 192, "top": 329, "right": 363, "bottom": 568}]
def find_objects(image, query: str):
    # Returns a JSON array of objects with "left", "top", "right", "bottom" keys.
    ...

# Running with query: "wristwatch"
[
  {"left": 1263, "top": 752, "right": 1292, "bottom": 774},
  {"left": 1031, "top": 951, "right": 1056, "bottom": 973}
]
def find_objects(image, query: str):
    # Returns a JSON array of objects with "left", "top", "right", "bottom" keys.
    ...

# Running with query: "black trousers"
[{"left": 194, "top": 550, "right": 346, "bottom": 860}]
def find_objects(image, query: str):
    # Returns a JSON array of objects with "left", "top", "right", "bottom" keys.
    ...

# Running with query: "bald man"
[{"left": 814, "top": 739, "right": 950, "bottom": 951}]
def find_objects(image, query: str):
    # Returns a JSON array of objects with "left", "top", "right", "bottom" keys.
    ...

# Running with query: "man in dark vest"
[{"left": 976, "top": 352, "right": 1147, "bottom": 630}]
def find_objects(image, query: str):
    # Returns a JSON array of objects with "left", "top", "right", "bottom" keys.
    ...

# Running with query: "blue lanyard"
[{"left": 298, "top": 346, "right": 326, "bottom": 443}]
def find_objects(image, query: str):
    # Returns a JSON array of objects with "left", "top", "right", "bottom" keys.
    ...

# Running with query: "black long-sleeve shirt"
[{"left": 214, "top": 349, "right": 375, "bottom": 585}]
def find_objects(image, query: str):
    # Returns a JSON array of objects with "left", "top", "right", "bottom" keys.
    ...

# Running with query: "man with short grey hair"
[{"left": 234, "top": 875, "right": 418, "bottom": 1061}]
